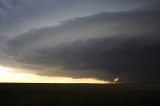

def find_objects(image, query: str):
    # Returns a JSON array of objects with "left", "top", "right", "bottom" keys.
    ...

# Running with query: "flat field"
[{"left": 0, "top": 83, "right": 160, "bottom": 106}]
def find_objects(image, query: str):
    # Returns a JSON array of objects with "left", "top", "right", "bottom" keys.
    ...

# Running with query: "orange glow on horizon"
[{"left": 0, "top": 66, "right": 110, "bottom": 84}]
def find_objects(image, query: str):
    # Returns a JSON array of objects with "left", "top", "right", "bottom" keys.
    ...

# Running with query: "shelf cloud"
[{"left": 1, "top": 0, "right": 160, "bottom": 82}]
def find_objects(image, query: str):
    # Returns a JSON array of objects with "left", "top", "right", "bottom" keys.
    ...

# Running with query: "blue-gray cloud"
[
  {"left": 1, "top": 0, "right": 159, "bottom": 36},
  {"left": 4, "top": 8, "right": 160, "bottom": 56},
  {"left": 4, "top": 5, "right": 160, "bottom": 82},
  {"left": 1, "top": 0, "right": 160, "bottom": 82}
]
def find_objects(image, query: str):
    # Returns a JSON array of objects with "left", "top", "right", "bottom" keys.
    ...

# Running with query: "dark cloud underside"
[{"left": 13, "top": 34, "right": 160, "bottom": 82}]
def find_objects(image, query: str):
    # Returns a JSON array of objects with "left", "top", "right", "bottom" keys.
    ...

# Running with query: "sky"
[{"left": 0, "top": 0, "right": 160, "bottom": 83}]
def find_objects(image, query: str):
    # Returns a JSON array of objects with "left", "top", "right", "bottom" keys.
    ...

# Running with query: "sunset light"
[{"left": 0, "top": 66, "right": 109, "bottom": 84}]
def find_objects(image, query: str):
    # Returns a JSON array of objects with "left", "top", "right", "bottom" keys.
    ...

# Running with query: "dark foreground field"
[{"left": 0, "top": 83, "right": 160, "bottom": 106}]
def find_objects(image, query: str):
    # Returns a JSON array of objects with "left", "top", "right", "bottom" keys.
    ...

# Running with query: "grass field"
[{"left": 0, "top": 83, "right": 160, "bottom": 106}]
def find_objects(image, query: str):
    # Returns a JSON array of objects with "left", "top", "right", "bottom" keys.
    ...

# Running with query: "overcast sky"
[{"left": 0, "top": 0, "right": 160, "bottom": 82}]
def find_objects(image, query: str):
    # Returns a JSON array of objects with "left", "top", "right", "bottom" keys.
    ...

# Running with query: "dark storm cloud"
[
  {"left": 4, "top": 10, "right": 160, "bottom": 56},
  {"left": 14, "top": 34, "right": 160, "bottom": 82},
  {"left": 3, "top": 2, "right": 160, "bottom": 82}
]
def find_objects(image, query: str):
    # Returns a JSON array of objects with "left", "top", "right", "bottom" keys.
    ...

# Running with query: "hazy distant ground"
[{"left": 0, "top": 83, "right": 160, "bottom": 106}]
